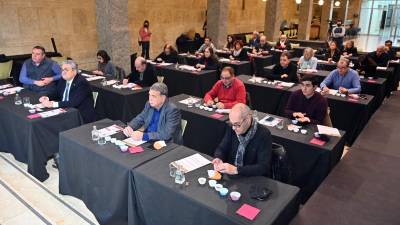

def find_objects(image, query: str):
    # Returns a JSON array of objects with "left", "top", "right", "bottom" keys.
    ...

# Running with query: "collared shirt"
[
  {"left": 53, "top": 80, "right": 72, "bottom": 108},
  {"left": 320, "top": 68, "right": 361, "bottom": 94},
  {"left": 19, "top": 59, "right": 62, "bottom": 85},
  {"left": 143, "top": 108, "right": 161, "bottom": 141}
]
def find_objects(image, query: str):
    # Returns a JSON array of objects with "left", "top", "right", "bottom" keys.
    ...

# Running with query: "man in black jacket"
[
  {"left": 212, "top": 103, "right": 272, "bottom": 177},
  {"left": 123, "top": 56, "right": 157, "bottom": 87},
  {"left": 39, "top": 60, "right": 97, "bottom": 124}
]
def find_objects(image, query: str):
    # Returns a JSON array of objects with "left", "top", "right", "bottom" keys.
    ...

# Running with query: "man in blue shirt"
[
  {"left": 19, "top": 46, "right": 62, "bottom": 95},
  {"left": 320, "top": 58, "right": 361, "bottom": 94},
  {"left": 123, "top": 82, "right": 183, "bottom": 144}
]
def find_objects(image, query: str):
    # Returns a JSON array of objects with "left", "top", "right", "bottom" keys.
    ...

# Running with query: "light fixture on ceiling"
[
  {"left": 295, "top": 0, "right": 302, "bottom": 4},
  {"left": 334, "top": 1, "right": 341, "bottom": 7},
  {"left": 318, "top": 0, "right": 324, "bottom": 6},
  {"left": 262, "top": 0, "right": 267, "bottom": 2}
]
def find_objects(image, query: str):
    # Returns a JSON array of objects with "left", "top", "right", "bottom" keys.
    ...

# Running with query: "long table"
[
  {"left": 59, "top": 119, "right": 178, "bottom": 225},
  {"left": 156, "top": 64, "right": 218, "bottom": 98},
  {"left": 0, "top": 89, "right": 82, "bottom": 181},
  {"left": 132, "top": 146, "right": 301, "bottom": 225}
]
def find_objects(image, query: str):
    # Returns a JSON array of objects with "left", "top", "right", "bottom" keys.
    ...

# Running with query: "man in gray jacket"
[{"left": 123, "top": 82, "right": 183, "bottom": 144}]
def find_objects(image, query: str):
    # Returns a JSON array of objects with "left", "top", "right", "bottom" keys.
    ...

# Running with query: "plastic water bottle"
[
  {"left": 253, "top": 110, "right": 259, "bottom": 122},
  {"left": 14, "top": 94, "right": 22, "bottom": 105},
  {"left": 174, "top": 166, "right": 185, "bottom": 184},
  {"left": 91, "top": 126, "right": 99, "bottom": 141}
]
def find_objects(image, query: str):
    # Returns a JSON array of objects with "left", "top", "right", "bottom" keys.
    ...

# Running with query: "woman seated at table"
[
  {"left": 92, "top": 50, "right": 117, "bottom": 78},
  {"left": 324, "top": 41, "right": 341, "bottom": 63},
  {"left": 298, "top": 47, "right": 318, "bottom": 70},
  {"left": 229, "top": 40, "right": 248, "bottom": 61},
  {"left": 223, "top": 35, "right": 235, "bottom": 51},
  {"left": 269, "top": 52, "right": 298, "bottom": 83},
  {"left": 274, "top": 34, "right": 292, "bottom": 51},
  {"left": 195, "top": 47, "right": 219, "bottom": 71},
  {"left": 155, "top": 44, "right": 178, "bottom": 63},
  {"left": 342, "top": 40, "right": 358, "bottom": 57}
]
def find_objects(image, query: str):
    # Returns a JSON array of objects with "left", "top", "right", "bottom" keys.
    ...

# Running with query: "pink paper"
[
  {"left": 129, "top": 146, "right": 144, "bottom": 154},
  {"left": 275, "top": 85, "right": 284, "bottom": 89},
  {"left": 348, "top": 98, "right": 359, "bottom": 102},
  {"left": 210, "top": 113, "right": 224, "bottom": 119},
  {"left": 236, "top": 204, "right": 261, "bottom": 221},
  {"left": 310, "top": 138, "right": 326, "bottom": 146},
  {"left": 367, "top": 79, "right": 377, "bottom": 83},
  {"left": 27, "top": 114, "right": 41, "bottom": 119},
  {"left": 0, "top": 96, "right": 4, "bottom": 100}
]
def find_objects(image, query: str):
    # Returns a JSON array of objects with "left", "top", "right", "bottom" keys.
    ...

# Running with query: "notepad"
[
  {"left": 171, "top": 153, "right": 211, "bottom": 173},
  {"left": 236, "top": 204, "right": 261, "bottom": 221},
  {"left": 210, "top": 113, "right": 224, "bottom": 119},
  {"left": 310, "top": 138, "right": 326, "bottom": 146},
  {"left": 129, "top": 146, "right": 144, "bottom": 154},
  {"left": 317, "top": 125, "right": 341, "bottom": 137}
]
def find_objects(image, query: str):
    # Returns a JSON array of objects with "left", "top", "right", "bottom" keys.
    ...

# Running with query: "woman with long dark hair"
[
  {"left": 139, "top": 20, "right": 152, "bottom": 59},
  {"left": 93, "top": 50, "right": 116, "bottom": 78}
]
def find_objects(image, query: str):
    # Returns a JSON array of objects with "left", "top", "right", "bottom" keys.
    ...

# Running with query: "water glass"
[
  {"left": 23, "top": 97, "right": 30, "bottom": 107},
  {"left": 187, "top": 97, "right": 194, "bottom": 108},
  {"left": 169, "top": 163, "right": 177, "bottom": 177},
  {"left": 14, "top": 94, "right": 22, "bottom": 105},
  {"left": 175, "top": 166, "right": 186, "bottom": 184},
  {"left": 97, "top": 135, "right": 106, "bottom": 145},
  {"left": 276, "top": 119, "right": 284, "bottom": 130}
]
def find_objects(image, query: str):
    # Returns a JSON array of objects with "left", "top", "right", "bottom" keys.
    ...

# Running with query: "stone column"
[
  {"left": 96, "top": 0, "right": 132, "bottom": 73},
  {"left": 207, "top": 0, "right": 229, "bottom": 49},
  {"left": 297, "top": 0, "right": 314, "bottom": 40},
  {"left": 319, "top": 1, "right": 333, "bottom": 40},
  {"left": 264, "top": 0, "right": 284, "bottom": 41}
]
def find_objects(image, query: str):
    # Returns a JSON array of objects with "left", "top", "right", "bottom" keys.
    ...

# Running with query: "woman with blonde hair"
[{"left": 298, "top": 47, "right": 318, "bottom": 70}]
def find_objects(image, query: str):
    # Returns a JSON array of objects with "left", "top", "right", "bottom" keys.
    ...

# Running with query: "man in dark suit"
[
  {"left": 212, "top": 103, "right": 272, "bottom": 177},
  {"left": 123, "top": 56, "right": 157, "bottom": 87},
  {"left": 39, "top": 60, "right": 97, "bottom": 124},
  {"left": 123, "top": 82, "right": 183, "bottom": 144}
]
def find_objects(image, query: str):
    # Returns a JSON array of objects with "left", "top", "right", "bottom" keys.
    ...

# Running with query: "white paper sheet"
[
  {"left": 317, "top": 125, "right": 341, "bottom": 137},
  {"left": 179, "top": 97, "right": 201, "bottom": 105},
  {"left": 178, "top": 65, "right": 197, "bottom": 71},
  {"left": 0, "top": 84, "right": 13, "bottom": 90},
  {"left": 376, "top": 66, "right": 387, "bottom": 71},
  {"left": 123, "top": 137, "right": 147, "bottom": 147},
  {"left": 258, "top": 116, "right": 282, "bottom": 127},
  {"left": 171, "top": 153, "right": 211, "bottom": 173},
  {"left": 38, "top": 108, "right": 66, "bottom": 118},
  {"left": 0, "top": 87, "right": 24, "bottom": 95},
  {"left": 97, "top": 124, "right": 124, "bottom": 137},
  {"left": 86, "top": 76, "right": 105, "bottom": 81}
]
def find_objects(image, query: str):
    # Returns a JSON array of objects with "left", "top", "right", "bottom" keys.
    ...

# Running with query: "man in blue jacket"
[{"left": 123, "top": 82, "right": 183, "bottom": 144}]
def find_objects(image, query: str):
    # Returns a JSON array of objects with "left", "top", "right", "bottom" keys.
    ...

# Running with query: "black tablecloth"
[
  {"left": 131, "top": 146, "right": 300, "bottom": 225},
  {"left": 256, "top": 112, "right": 346, "bottom": 203},
  {"left": 89, "top": 80, "right": 149, "bottom": 123},
  {"left": 169, "top": 94, "right": 228, "bottom": 156},
  {"left": 237, "top": 75, "right": 292, "bottom": 114},
  {"left": 0, "top": 89, "right": 82, "bottom": 181},
  {"left": 375, "top": 67, "right": 396, "bottom": 97},
  {"left": 59, "top": 119, "right": 178, "bottom": 225},
  {"left": 177, "top": 54, "right": 198, "bottom": 66},
  {"left": 252, "top": 55, "right": 274, "bottom": 76},
  {"left": 156, "top": 65, "right": 218, "bottom": 97},
  {"left": 221, "top": 61, "right": 251, "bottom": 75},
  {"left": 288, "top": 85, "right": 374, "bottom": 145}
]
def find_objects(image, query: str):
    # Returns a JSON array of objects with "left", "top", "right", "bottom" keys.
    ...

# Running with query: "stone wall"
[{"left": 0, "top": 0, "right": 98, "bottom": 70}]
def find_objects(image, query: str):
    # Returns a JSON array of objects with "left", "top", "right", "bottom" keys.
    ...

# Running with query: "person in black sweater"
[
  {"left": 155, "top": 44, "right": 178, "bottom": 63},
  {"left": 275, "top": 34, "right": 292, "bottom": 51},
  {"left": 213, "top": 103, "right": 272, "bottom": 177},
  {"left": 195, "top": 47, "right": 219, "bottom": 70},
  {"left": 230, "top": 40, "right": 248, "bottom": 61},
  {"left": 342, "top": 40, "right": 358, "bottom": 57},
  {"left": 123, "top": 56, "right": 157, "bottom": 87},
  {"left": 385, "top": 40, "right": 397, "bottom": 60},
  {"left": 269, "top": 52, "right": 298, "bottom": 82},
  {"left": 325, "top": 41, "right": 341, "bottom": 62}
]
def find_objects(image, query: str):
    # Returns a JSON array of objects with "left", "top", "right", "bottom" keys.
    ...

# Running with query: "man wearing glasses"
[
  {"left": 39, "top": 60, "right": 96, "bottom": 124},
  {"left": 320, "top": 58, "right": 361, "bottom": 94},
  {"left": 285, "top": 75, "right": 328, "bottom": 125},
  {"left": 212, "top": 103, "right": 272, "bottom": 176},
  {"left": 203, "top": 66, "right": 246, "bottom": 109}
]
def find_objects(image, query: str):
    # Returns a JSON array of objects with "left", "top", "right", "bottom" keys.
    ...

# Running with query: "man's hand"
[
  {"left": 42, "top": 77, "right": 54, "bottom": 85},
  {"left": 297, "top": 116, "right": 311, "bottom": 123},
  {"left": 339, "top": 87, "right": 348, "bottom": 94},
  {"left": 281, "top": 74, "right": 288, "bottom": 78},
  {"left": 205, "top": 100, "right": 214, "bottom": 106},
  {"left": 123, "top": 79, "right": 129, "bottom": 85},
  {"left": 41, "top": 100, "right": 54, "bottom": 108},
  {"left": 212, "top": 158, "right": 223, "bottom": 171},
  {"left": 321, "top": 86, "right": 330, "bottom": 95},
  {"left": 132, "top": 131, "right": 144, "bottom": 141},
  {"left": 34, "top": 80, "right": 47, "bottom": 87},
  {"left": 123, "top": 126, "right": 135, "bottom": 137},
  {"left": 216, "top": 102, "right": 225, "bottom": 109},
  {"left": 218, "top": 163, "right": 238, "bottom": 175},
  {"left": 39, "top": 96, "right": 49, "bottom": 103},
  {"left": 293, "top": 112, "right": 305, "bottom": 118}
]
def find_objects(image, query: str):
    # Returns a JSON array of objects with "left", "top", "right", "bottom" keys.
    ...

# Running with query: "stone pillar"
[
  {"left": 96, "top": 0, "right": 132, "bottom": 73},
  {"left": 264, "top": 0, "right": 284, "bottom": 42},
  {"left": 207, "top": 0, "right": 229, "bottom": 49},
  {"left": 297, "top": 0, "right": 314, "bottom": 40},
  {"left": 319, "top": 1, "right": 332, "bottom": 40}
]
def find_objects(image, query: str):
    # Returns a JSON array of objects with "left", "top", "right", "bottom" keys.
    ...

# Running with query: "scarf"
[{"left": 235, "top": 118, "right": 258, "bottom": 167}]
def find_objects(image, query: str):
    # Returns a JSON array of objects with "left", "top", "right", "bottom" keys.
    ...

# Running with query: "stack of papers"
[
  {"left": 278, "top": 81, "right": 295, "bottom": 87},
  {"left": 0, "top": 84, "right": 13, "bottom": 90},
  {"left": 179, "top": 97, "right": 201, "bottom": 105},
  {"left": 178, "top": 65, "right": 197, "bottom": 71},
  {"left": 258, "top": 116, "right": 282, "bottom": 127},
  {"left": 38, "top": 108, "right": 66, "bottom": 118},
  {"left": 97, "top": 124, "right": 124, "bottom": 137},
  {"left": 219, "top": 58, "right": 230, "bottom": 63},
  {"left": 317, "top": 125, "right": 341, "bottom": 137},
  {"left": 248, "top": 77, "right": 265, "bottom": 83},
  {"left": 215, "top": 109, "right": 231, "bottom": 114},
  {"left": 123, "top": 137, "right": 147, "bottom": 147},
  {"left": 0, "top": 87, "right": 24, "bottom": 95},
  {"left": 86, "top": 76, "right": 105, "bottom": 81},
  {"left": 171, "top": 153, "right": 211, "bottom": 173}
]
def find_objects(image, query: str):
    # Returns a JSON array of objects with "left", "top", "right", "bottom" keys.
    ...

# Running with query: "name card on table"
[
  {"left": 170, "top": 153, "right": 211, "bottom": 173},
  {"left": 236, "top": 204, "right": 261, "bottom": 221}
]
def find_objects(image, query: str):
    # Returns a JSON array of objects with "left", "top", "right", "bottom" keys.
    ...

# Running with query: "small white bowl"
[
  {"left": 111, "top": 138, "right": 117, "bottom": 143},
  {"left": 198, "top": 177, "right": 206, "bottom": 185},
  {"left": 340, "top": 94, "right": 346, "bottom": 97},
  {"left": 208, "top": 180, "right": 217, "bottom": 187},
  {"left": 105, "top": 136, "right": 111, "bottom": 142},
  {"left": 230, "top": 191, "right": 241, "bottom": 201},
  {"left": 300, "top": 129, "right": 307, "bottom": 134},
  {"left": 120, "top": 145, "right": 128, "bottom": 152},
  {"left": 293, "top": 128, "right": 299, "bottom": 133},
  {"left": 214, "top": 184, "right": 223, "bottom": 192},
  {"left": 199, "top": 105, "right": 204, "bottom": 109},
  {"left": 219, "top": 188, "right": 229, "bottom": 196},
  {"left": 116, "top": 140, "right": 124, "bottom": 146},
  {"left": 291, "top": 119, "right": 298, "bottom": 125},
  {"left": 29, "top": 109, "right": 36, "bottom": 114}
]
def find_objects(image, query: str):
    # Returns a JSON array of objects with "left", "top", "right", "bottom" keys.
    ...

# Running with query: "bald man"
[
  {"left": 123, "top": 56, "right": 157, "bottom": 87},
  {"left": 212, "top": 103, "right": 272, "bottom": 177}
]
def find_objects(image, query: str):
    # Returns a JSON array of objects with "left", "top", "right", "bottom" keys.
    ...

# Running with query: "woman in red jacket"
[{"left": 139, "top": 20, "right": 152, "bottom": 59}]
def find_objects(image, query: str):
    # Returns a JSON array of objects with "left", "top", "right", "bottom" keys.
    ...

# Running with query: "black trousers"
[{"left": 141, "top": 41, "right": 150, "bottom": 59}]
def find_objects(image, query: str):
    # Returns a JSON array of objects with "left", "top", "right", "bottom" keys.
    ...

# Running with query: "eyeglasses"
[
  {"left": 230, "top": 117, "right": 247, "bottom": 129},
  {"left": 220, "top": 76, "right": 232, "bottom": 80},
  {"left": 62, "top": 68, "right": 73, "bottom": 73}
]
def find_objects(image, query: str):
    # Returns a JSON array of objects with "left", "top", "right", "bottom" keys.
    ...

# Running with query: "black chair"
[
  {"left": 115, "top": 66, "right": 126, "bottom": 80},
  {"left": 270, "top": 143, "right": 292, "bottom": 184},
  {"left": 246, "top": 91, "right": 253, "bottom": 109}
]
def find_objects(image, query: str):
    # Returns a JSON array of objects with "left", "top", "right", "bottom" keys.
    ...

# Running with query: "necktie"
[{"left": 63, "top": 82, "right": 71, "bottom": 101}]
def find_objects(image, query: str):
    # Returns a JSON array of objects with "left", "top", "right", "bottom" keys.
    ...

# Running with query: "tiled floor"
[{"left": 0, "top": 152, "right": 99, "bottom": 225}]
